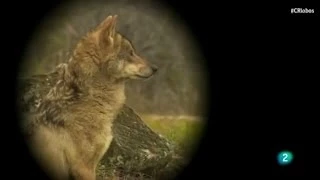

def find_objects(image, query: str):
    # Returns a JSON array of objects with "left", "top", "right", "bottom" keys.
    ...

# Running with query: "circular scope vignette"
[{"left": 16, "top": 0, "right": 209, "bottom": 179}]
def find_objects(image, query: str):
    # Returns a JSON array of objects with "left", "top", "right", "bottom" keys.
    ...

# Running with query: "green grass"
[{"left": 141, "top": 115, "right": 205, "bottom": 156}]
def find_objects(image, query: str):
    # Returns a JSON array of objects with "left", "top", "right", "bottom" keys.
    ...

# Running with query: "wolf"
[{"left": 20, "top": 15, "right": 158, "bottom": 180}]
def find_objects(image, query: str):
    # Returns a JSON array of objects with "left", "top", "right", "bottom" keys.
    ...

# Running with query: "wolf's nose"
[{"left": 151, "top": 65, "right": 158, "bottom": 73}]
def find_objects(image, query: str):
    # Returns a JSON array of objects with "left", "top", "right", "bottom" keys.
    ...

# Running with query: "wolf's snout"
[
  {"left": 138, "top": 64, "right": 157, "bottom": 78},
  {"left": 151, "top": 65, "right": 158, "bottom": 73}
]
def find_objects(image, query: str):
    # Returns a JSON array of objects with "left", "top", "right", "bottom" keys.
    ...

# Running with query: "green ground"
[{"left": 141, "top": 115, "right": 204, "bottom": 156}]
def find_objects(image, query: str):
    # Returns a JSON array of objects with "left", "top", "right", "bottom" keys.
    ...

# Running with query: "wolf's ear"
[
  {"left": 109, "top": 15, "right": 118, "bottom": 37},
  {"left": 96, "top": 15, "right": 118, "bottom": 48}
]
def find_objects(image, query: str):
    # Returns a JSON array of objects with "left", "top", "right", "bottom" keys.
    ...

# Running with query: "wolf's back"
[{"left": 17, "top": 71, "right": 60, "bottom": 113}]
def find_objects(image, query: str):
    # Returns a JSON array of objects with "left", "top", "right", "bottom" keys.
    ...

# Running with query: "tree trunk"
[{"left": 16, "top": 71, "right": 185, "bottom": 179}]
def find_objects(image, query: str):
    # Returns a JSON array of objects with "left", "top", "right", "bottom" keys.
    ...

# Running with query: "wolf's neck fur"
[
  {"left": 40, "top": 63, "right": 126, "bottom": 126},
  {"left": 88, "top": 76, "right": 126, "bottom": 109},
  {"left": 69, "top": 63, "right": 126, "bottom": 108}
]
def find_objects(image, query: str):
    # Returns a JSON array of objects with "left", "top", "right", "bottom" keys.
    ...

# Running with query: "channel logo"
[{"left": 291, "top": 8, "right": 314, "bottom": 14}]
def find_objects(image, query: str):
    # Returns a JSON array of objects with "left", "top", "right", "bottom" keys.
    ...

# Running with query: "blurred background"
[{"left": 20, "top": 0, "right": 208, "bottom": 118}]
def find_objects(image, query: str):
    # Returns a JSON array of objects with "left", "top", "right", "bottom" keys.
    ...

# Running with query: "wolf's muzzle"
[
  {"left": 151, "top": 65, "right": 158, "bottom": 73},
  {"left": 137, "top": 64, "right": 158, "bottom": 79}
]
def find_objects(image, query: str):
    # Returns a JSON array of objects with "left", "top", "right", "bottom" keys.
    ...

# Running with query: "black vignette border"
[
  {"left": 7, "top": 0, "right": 63, "bottom": 179},
  {"left": 11, "top": 0, "right": 314, "bottom": 179}
]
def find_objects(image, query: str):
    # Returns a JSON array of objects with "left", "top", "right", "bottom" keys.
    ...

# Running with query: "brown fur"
[{"left": 21, "top": 15, "right": 157, "bottom": 180}]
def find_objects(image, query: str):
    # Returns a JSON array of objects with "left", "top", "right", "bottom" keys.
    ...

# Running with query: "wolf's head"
[{"left": 70, "top": 15, "right": 158, "bottom": 83}]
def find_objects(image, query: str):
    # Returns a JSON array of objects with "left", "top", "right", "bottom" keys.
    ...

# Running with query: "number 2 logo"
[
  {"left": 277, "top": 151, "right": 293, "bottom": 165},
  {"left": 282, "top": 153, "right": 288, "bottom": 162}
]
